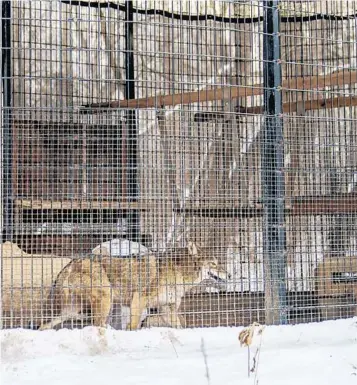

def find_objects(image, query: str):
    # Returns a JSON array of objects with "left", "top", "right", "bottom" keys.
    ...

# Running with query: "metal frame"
[
  {"left": 124, "top": 0, "right": 140, "bottom": 243},
  {"left": 1, "top": 0, "right": 357, "bottom": 330},
  {"left": 1, "top": 0, "right": 12, "bottom": 242},
  {"left": 261, "top": 0, "right": 287, "bottom": 325}
]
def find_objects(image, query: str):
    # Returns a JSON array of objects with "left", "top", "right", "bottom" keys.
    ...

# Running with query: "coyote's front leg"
[
  {"left": 89, "top": 285, "right": 112, "bottom": 328},
  {"left": 160, "top": 303, "right": 183, "bottom": 328},
  {"left": 127, "top": 291, "right": 147, "bottom": 330}
]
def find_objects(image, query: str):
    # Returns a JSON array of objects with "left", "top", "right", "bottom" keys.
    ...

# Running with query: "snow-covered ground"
[{"left": 1, "top": 318, "right": 357, "bottom": 385}]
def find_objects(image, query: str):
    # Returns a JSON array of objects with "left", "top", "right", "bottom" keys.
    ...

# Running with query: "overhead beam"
[
  {"left": 80, "top": 70, "right": 357, "bottom": 113},
  {"left": 289, "top": 193, "right": 357, "bottom": 215},
  {"left": 173, "top": 193, "right": 357, "bottom": 217},
  {"left": 194, "top": 95, "right": 357, "bottom": 122},
  {"left": 15, "top": 194, "right": 357, "bottom": 216}
]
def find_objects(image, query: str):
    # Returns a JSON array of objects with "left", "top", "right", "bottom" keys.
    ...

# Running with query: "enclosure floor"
[{"left": 1, "top": 317, "right": 356, "bottom": 385}]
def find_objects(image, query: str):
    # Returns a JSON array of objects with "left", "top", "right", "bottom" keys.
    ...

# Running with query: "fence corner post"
[
  {"left": 125, "top": 0, "right": 140, "bottom": 243},
  {"left": 261, "top": 0, "right": 288, "bottom": 325}
]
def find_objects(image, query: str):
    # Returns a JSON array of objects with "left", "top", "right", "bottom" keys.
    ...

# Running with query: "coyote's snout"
[{"left": 37, "top": 242, "right": 229, "bottom": 331}]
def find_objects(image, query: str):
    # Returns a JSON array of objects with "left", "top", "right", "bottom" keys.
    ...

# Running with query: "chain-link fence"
[{"left": 1, "top": 0, "right": 356, "bottom": 330}]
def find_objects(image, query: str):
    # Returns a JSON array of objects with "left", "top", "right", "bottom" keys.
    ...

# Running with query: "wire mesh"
[{"left": 1, "top": 1, "right": 357, "bottom": 330}]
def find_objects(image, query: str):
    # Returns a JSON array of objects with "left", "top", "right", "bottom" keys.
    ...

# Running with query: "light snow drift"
[{"left": 1, "top": 318, "right": 357, "bottom": 385}]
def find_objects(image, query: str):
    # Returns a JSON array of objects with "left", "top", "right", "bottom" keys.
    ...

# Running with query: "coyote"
[{"left": 38, "top": 243, "right": 229, "bottom": 330}]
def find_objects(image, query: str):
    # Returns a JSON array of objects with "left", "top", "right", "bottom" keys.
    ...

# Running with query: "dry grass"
[{"left": 239, "top": 322, "right": 265, "bottom": 384}]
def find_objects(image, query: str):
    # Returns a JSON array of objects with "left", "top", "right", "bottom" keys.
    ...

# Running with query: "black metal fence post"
[
  {"left": 1, "top": 0, "right": 13, "bottom": 242},
  {"left": 124, "top": 0, "right": 140, "bottom": 243},
  {"left": 262, "top": 0, "right": 287, "bottom": 325}
]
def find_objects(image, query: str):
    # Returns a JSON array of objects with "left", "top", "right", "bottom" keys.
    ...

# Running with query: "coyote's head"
[{"left": 187, "top": 242, "right": 231, "bottom": 288}]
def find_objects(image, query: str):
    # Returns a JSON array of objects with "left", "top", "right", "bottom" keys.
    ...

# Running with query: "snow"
[
  {"left": 92, "top": 239, "right": 149, "bottom": 257},
  {"left": 1, "top": 318, "right": 357, "bottom": 385}
]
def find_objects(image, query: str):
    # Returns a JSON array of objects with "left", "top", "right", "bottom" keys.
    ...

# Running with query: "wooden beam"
[
  {"left": 194, "top": 95, "right": 357, "bottom": 122},
  {"left": 248, "top": 95, "right": 357, "bottom": 115},
  {"left": 15, "top": 199, "right": 144, "bottom": 210},
  {"left": 15, "top": 193, "right": 357, "bottom": 216},
  {"left": 174, "top": 205, "right": 263, "bottom": 218},
  {"left": 289, "top": 193, "right": 357, "bottom": 215},
  {"left": 80, "top": 70, "right": 357, "bottom": 112},
  {"left": 173, "top": 194, "right": 357, "bottom": 217}
]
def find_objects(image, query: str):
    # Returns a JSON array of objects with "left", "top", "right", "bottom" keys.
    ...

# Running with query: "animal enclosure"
[{"left": 1, "top": 1, "right": 357, "bottom": 330}]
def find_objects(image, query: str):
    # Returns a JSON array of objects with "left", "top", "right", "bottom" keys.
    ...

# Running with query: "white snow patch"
[
  {"left": 92, "top": 239, "right": 149, "bottom": 257},
  {"left": 1, "top": 318, "right": 357, "bottom": 385}
]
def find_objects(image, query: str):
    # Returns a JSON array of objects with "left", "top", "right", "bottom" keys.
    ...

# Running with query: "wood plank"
[
  {"left": 174, "top": 194, "right": 357, "bottom": 216},
  {"left": 80, "top": 70, "right": 357, "bottom": 112},
  {"left": 290, "top": 194, "right": 357, "bottom": 215},
  {"left": 195, "top": 95, "right": 357, "bottom": 122},
  {"left": 175, "top": 205, "right": 263, "bottom": 218},
  {"left": 14, "top": 193, "right": 357, "bottom": 216},
  {"left": 273, "top": 95, "right": 357, "bottom": 114},
  {"left": 14, "top": 199, "right": 143, "bottom": 210},
  {"left": 13, "top": 223, "right": 126, "bottom": 235}
]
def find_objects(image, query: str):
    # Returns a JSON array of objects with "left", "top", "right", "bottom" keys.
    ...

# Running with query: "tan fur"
[{"left": 38, "top": 243, "right": 229, "bottom": 330}]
